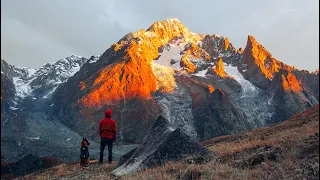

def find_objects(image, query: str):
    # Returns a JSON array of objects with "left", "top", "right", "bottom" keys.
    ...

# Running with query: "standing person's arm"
[
  {"left": 98, "top": 121, "right": 101, "bottom": 137},
  {"left": 113, "top": 121, "right": 117, "bottom": 142}
]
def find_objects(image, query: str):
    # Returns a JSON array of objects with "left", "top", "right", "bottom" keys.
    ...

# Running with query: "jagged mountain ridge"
[
  {"left": 1, "top": 55, "right": 97, "bottom": 101},
  {"left": 1, "top": 19, "right": 318, "bottom": 162},
  {"left": 50, "top": 18, "right": 319, "bottom": 144}
]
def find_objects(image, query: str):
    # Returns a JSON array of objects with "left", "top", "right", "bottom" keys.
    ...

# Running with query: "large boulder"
[{"left": 112, "top": 115, "right": 209, "bottom": 176}]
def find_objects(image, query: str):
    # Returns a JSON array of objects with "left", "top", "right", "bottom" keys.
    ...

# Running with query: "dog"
[{"left": 80, "top": 137, "right": 90, "bottom": 168}]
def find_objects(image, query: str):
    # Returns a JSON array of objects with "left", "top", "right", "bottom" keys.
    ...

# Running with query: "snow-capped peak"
[
  {"left": 88, "top": 55, "right": 101, "bottom": 64},
  {"left": 1, "top": 55, "right": 90, "bottom": 99}
]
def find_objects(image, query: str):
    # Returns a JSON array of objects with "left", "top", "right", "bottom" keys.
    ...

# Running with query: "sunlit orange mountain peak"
[
  {"left": 77, "top": 18, "right": 205, "bottom": 107},
  {"left": 281, "top": 71, "right": 303, "bottom": 92},
  {"left": 241, "top": 35, "right": 295, "bottom": 82},
  {"left": 312, "top": 69, "right": 319, "bottom": 75},
  {"left": 211, "top": 58, "right": 228, "bottom": 78}
]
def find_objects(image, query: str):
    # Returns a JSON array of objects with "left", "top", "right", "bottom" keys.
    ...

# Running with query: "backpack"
[{"left": 80, "top": 147, "right": 89, "bottom": 159}]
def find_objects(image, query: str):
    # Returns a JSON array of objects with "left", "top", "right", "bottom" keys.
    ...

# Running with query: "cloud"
[
  {"left": 1, "top": 0, "right": 318, "bottom": 71},
  {"left": 1, "top": 0, "right": 130, "bottom": 68}
]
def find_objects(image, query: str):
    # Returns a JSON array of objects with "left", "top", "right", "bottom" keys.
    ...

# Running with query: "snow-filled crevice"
[
  {"left": 224, "top": 63, "right": 257, "bottom": 98},
  {"left": 223, "top": 63, "right": 274, "bottom": 127}
]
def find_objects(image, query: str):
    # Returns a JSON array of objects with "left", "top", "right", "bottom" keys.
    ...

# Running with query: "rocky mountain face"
[
  {"left": 1, "top": 74, "right": 16, "bottom": 113},
  {"left": 1, "top": 19, "right": 319, "bottom": 162},
  {"left": 49, "top": 19, "right": 318, "bottom": 144}
]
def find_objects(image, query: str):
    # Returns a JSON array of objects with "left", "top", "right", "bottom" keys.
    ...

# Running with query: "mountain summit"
[{"left": 48, "top": 18, "right": 319, "bottom": 144}]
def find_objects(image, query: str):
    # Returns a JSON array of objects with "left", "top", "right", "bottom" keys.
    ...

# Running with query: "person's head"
[
  {"left": 81, "top": 137, "right": 90, "bottom": 147},
  {"left": 105, "top": 109, "right": 112, "bottom": 118}
]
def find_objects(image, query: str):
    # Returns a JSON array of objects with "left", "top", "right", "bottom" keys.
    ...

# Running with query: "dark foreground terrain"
[{"left": 2, "top": 105, "right": 319, "bottom": 180}]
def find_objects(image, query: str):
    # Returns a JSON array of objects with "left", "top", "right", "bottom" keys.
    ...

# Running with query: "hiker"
[
  {"left": 99, "top": 109, "right": 117, "bottom": 164},
  {"left": 80, "top": 138, "right": 90, "bottom": 168}
]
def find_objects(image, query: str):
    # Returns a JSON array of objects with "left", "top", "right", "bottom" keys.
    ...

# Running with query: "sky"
[{"left": 1, "top": 0, "right": 319, "bottom": 71}]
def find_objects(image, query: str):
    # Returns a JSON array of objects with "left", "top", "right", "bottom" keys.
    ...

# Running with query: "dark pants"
[
  {"left": 80, "top": 158, "right": 89, "bottom": 167},
  {"left": 99, "top": 137, "right": 113, "bottom": 163}
]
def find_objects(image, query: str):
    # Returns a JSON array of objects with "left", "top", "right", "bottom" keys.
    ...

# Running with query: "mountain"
[
  {"left": 1, "top": 18, "right": 319, "bottom": 163},
  {"left": 50, "top": 18, "right": 319, "bottom": 144},
  {"left": 1, "top": 55, "right": 91, "bottom": 101},
  {"left": 1, "top": 55, "right": 102, "bottom": 162}
]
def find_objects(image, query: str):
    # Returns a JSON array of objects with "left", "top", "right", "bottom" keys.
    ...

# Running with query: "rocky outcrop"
[
  {"left": 1, "top": 74, "right": 16, "bottom": 112},
  {"left": 211, "top": 57, "right": 228, "bottom": 78},
  {"left": 267, "top": 70, "right": 318, "bottom": 124},
  {"left": 201, "top": 34, "right": 237, "bottom": 58},
  {"left": 112, "top": 116, "right": 209, "bottom": 176},
  {"left": 292, "top": 69, "right": 319, "bottom": 100},
  {"left": 192, "top": 88, "right": 252, "bottom": 141}
]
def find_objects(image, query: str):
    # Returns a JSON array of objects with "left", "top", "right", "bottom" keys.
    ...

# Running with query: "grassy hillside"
[{"left": 16, "top": 105, "right": 319, "bottom": 180}]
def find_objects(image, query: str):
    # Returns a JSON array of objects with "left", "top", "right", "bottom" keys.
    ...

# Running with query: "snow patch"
[
  {"left": 88, "top": 55, "right": 101, "bottom": 63},
  {"left": 68, "top": 63, "right": 81, "bottom": 77},
  {"left": 42, "top": 86, "right": 58, "bottom": 99},
  {"left": 27, "top": 68, "right": 37, "bottom": 77},
  {"left": 193, "top": 68, "right": 209, "bottom": 77},
  {"left": 30, "top": 137, "right": 40, "bottom": 140},
  {"left": 145, "top": 31, "right": 157, "bottom": 38},
  {"left": 224, "top": 63, "right": 258, "bottom": 97},
  {"left": 153, "top": 39, "right": 185, "bottom": 71},
  {"left": 12, "top": 77, "right": 36, "bottom": 98},
  {"left": 9, "top": 107, "right": 19, "bottom": 110},
  {"left": 196, "top": 41, "right": 203, "bottom": 47}
]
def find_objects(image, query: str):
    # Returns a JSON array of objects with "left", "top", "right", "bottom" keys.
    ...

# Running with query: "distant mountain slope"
[{"left": 1, "top": 55, "right": 91, "bottom": 101}]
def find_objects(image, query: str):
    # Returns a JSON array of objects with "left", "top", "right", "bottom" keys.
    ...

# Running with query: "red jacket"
[{"left": 99, "top": 109, "right": 117, "bottom": 139}]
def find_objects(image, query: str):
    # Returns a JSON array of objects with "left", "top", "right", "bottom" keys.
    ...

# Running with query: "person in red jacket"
[{"left": 99, "top": 109, "right": 117, "bottom": 164}]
